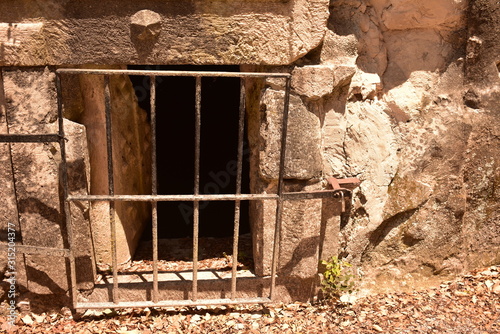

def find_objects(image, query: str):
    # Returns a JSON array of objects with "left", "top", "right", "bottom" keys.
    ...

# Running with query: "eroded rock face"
[
  {"left": 258, "top": 88, "right": 323, "bottom": 180},
  {"left": 0, "top": 0, "right": 329, "bottom": 66},
  {"left": 0, "top": 68, "right": 95, "bottom": 296},
  {"left": 0, "top": 0, "right": 498, "bottom": 304},
  {"left": 321, "top": 0, "right": 499, "bottom": 294}
]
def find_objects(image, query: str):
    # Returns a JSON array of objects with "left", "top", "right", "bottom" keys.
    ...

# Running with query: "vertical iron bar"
[
  {"left": 150, "top": 75, "right": 159, "bottom": 303},
  {"left": 1, "top": 69, "right": 30, "bottom": 294},
  {"left": 55, "top": 73, "right": 78, "bottom": 309},
  {"left": 192, "top": 76, "right": 202, "bottom": 301},
  {"left": 269, "top": 77, "right": 291, "bottom": 300},
  {"left": 231, "top": 78, "right": 246, "bottom": 299},
  {"left": 104, "top": 76, "right": 118, "bottom": 303}
]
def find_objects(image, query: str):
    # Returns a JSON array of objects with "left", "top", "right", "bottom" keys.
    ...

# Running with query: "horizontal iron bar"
[
  {"left": 75, "top": 298, "right": 272, "bottom": 310},
  {"left": 0, "top": 134, "right": 61, "bottom": 143},
  {"left": 68, "top": 190, "right": 351, "bottom": 202},
  {"left": 56, "top": 68, "right": 290, "bottom": 78},
  {"left": 0, "top": 243, "right": 70, "bottom": 257},
  {"left": 68, "top": 194, "right": 279, "bottom": 202},
  {"left": 282, "top": 189, "right": 351, "bottom": 200}
]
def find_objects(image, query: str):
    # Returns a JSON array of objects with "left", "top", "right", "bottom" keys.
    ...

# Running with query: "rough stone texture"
[
  {"left": 279, "top": 182, "right": 323, "bottom": 279},
  {"left": 64, "top": 119, "right": 96, "bottom": 290},
  {"left": 245, "top": 59, "right": 354, "bottom": 282},
  {"left": 461, "top": 0, "right": 500, "bottom": 269},
  {"left": 77, "top": 70, "right": 152, "bottom": 265},
  {"left": 1, "top": 0, "right": 499, "bottom": 305},
  {"left": 246, "top": 178, "right": 324, "bottom": 278},
  {"left": 3, "top": 68, "right": 67, "bottom": 297},
  {"left": 130, "top": 10, "right": 162, "bottom": 41},
  {"left": 0, "top": 0, "right": 329, "bottom": 66},
  {"left": 322, "top": 0, "right": 499, "bottom": 295},
  {"left": 1, "top": 68, "right": 95, "bottom": 297},
  {"left": 320, "top": 30, "right": 358, "bottom": 66},
  {"left": 258, "top": 88, "right": 323, "bottom": 180},
  {"left": 291, "top": 65, "right": 356, "bottom": 100},
  {"left": 0, "top": 70, "right": 26, "bottom": 290},
  {"left": 246, "top": 75, "right": 325, "bottom": 279},
  {"left": 380, "top": 0, "right": 467, "bottom": 31}
]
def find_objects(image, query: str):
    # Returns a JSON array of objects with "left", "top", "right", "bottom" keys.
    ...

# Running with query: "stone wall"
[
  {"left": 0, "top": 0, "right": 329, "bottom": 66},
  {"left": 0, "top": 68, "right": 95, "bottom": 300},
  {"left": 0, "top": 0, "right": 499, "bottom": 304},
  {"left": 246, "top": 0, "right": 499, "bottom": 297},
  {"left": 320, "top": 0, "right": 500, "bottom": 293}
]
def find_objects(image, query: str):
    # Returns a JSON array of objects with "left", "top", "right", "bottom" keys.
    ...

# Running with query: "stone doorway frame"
[{"left": 1, "top": 67, "right": 354, "bottom": 310}]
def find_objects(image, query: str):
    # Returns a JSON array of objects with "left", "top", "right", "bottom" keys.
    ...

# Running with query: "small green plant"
[{"left": 320, "top": 256, "right": 356, "bottom": 300}]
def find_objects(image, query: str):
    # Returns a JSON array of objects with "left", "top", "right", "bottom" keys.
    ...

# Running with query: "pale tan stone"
[
  {"left": 380, "top": 0, "right": 467, "bottom": 30},
  {"left": 320, "top": 30, "right": 358, "bottom": 66},
  {"left": 0, "top": 0, "right": 329, "bottom": 66},
  {"left": 258, "top": 88, "right": 322, "bottom": 180},
  {"left": 349, "top": 71, "right": 382, "bottom": 100},
  {"left": 1, "top": 68, "right": 95, "bottom": 294},
  {"left": 292, "top": 65, "right": 356, "bottom": 100}
]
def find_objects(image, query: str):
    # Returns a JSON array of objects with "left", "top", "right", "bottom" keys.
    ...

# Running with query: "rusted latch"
[
  {"left": 327, "top": 177, "right": 361, "bottom": 213},
  {"left": 327, "top": 177, "right": 360, "bottom": 190}
]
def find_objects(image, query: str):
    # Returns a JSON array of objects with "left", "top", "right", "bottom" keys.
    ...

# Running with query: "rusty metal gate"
[{"left": 1, "top": 68, "right": 355, "bottom": 310}]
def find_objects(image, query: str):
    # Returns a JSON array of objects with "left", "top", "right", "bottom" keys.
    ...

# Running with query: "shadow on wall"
[{"left": 278, "top": 235, "right": 320, "bottom": 301}]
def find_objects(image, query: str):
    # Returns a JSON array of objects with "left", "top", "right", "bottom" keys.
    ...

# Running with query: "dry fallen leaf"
[{"left": 21, "top": 315, "right": 33, "bottom": 325}]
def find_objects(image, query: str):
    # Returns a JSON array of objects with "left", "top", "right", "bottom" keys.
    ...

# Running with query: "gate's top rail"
[{"left": 56, "top": 68, "right": 291, "bottom": 78}]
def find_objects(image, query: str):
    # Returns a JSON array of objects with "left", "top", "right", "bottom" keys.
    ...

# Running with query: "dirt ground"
[{"left": 1, "top": 265, "right": 498, "bottom": 333}]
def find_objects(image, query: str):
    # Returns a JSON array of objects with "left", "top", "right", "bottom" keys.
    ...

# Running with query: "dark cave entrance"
[{"left": 129, "top": 65, "right": 251, "bottom": 243}]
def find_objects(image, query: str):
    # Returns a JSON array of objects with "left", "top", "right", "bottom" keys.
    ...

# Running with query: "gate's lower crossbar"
[{"left": 75, "top": 298, "right": 272, "bottom": 310}]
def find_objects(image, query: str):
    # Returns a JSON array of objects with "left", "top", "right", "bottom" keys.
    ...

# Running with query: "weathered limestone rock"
[
  {"left": 247, "top": 76, "right": 325, "bottom": 281},
  {"left": 383, "top": 174, "right": 433, "bottom": 220},
  {"left": 329, "top": 0, "right": 388, "bottom": 75},
  {"left": 64, "top": 119, "right": 96, "bottom": 290},
  {"left": 130, "top": 10, "right": 162, "bottom": 41},
  {"left": 380, "top": 0, "right": 467, "bottom": 31},
  {"left": 280, "top": 182, "right": 323, "bottom": 279},
  {"left": 0, "top": 0, "right": 329, "bottom": 66},
  {"left": 248, "top": 178, "right": 324, "bottom": 279},
  {"left": 258, "top": 88, "right": 323, "bottom": 180},
  {"left": 318, "top": 195, "right": 343, "bottom": 261},
  {"left": 330, "top": 101, "right": 399, "bottom": 261},
  {"left": 465, "top": 0, "right": 500, "bottom": 106},
  {"left": 322, "top": 97, "right": 349, "bottom": 177},
  {"left": 349, "top": 71, "right": 382, "bottom": 101},
  {"left": 320, "top": 30, "right": 358, "bottom": 66},
  {"left": 291, "top": 65, "right": 356, "bottom": 100},
  {"left": 461, "top": 0, "right": 500, "bottom": 267},
  {"left": 1, "top": 68, "right": 95, "bottom": 296},
  {"left": 323, "top": 0, "right": 499, "bottom": 295},
  {"left": 0, "top": 22, "right": 45, "bottom": 66},
  {"left": 382, "top": 29, "right": 459, "bottom": 90},
  {"left": 3, "top": 68, "right": 67, "bottom": 296}
]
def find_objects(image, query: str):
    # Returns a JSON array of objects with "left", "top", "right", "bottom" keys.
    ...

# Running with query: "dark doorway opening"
[{"left": 129, "top": 65, "right": 251, "bottom": 243}]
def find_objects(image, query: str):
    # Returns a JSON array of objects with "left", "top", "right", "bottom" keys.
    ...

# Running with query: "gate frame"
[{"left": 1, "top": 68, "right": 354, "bottom": 310}]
